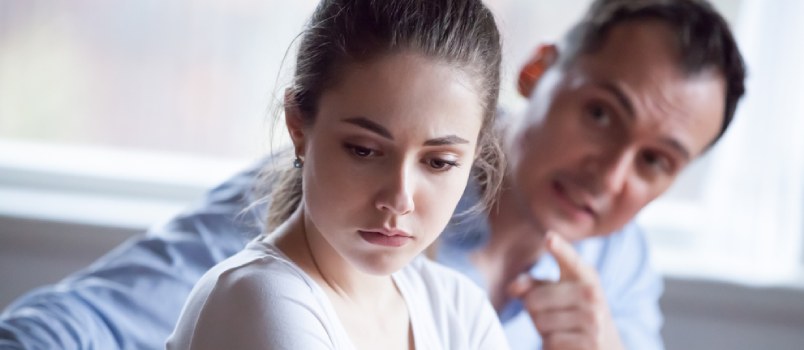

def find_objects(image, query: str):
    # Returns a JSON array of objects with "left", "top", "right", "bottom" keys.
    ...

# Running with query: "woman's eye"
[
  {"left": 425, "top": 158, "right": 459, "bottom": 171},
  {"left": 345, "top": 144, "right": 377, "bottom": 158},
  {"left": 587, "top": 104, "right": 611, "bottom": 127}
]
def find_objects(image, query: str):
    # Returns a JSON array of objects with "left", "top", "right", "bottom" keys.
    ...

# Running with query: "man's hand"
[{"left": 508, "top": 232, "right": 624, "bottom": 350}]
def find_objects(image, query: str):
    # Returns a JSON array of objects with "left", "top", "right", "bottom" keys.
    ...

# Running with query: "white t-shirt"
[{"left": 167, "top": 240, "right": 509, "bottom": 350}]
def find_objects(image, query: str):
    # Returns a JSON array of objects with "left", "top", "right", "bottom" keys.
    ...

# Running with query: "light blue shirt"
[
  {"left": 439, "top": 182, "right": 664, "bottom": 350},
  {"left": 0, "top": 159, "right": 663, "bottom": 350}
]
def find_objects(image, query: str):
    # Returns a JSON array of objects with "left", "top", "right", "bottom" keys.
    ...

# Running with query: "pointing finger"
[
  {"left": 546, "top": 231, "right": 593, "bottom": 282},
  {"left": 507, "top": 273, "right": 549, "bottom": 298}
]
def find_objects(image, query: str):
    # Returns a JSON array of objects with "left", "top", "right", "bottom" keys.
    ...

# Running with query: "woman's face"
[{"left": 289, "top": 52, "right": 485, "bottom": 275}]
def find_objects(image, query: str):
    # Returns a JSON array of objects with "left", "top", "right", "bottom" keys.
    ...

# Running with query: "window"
[
  {"left": 637, "top": 0, "right": 804, "bottom": 286},
  {"left": 1, "top": 0, "right": 800, "bottom": 286},
  {"left": 0, "top": 1, "right": 319, "bottom": 157}
]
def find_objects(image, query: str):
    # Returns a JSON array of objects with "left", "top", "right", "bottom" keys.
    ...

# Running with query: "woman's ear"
[
  {"left": 517, "top": 44, "right": 559, "bottom": 98},
  {"left": 284, "top": 88, "right": 307, "bottom": 157}
]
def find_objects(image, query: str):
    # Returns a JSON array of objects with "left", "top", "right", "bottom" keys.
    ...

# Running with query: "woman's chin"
[{"left": 353, "top": 253, "right": 414, "bottom": 276}]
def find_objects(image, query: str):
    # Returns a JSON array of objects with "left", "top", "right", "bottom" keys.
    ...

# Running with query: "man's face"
[{"left": 508, "top": 20, "right": 726, "bottom": 241}]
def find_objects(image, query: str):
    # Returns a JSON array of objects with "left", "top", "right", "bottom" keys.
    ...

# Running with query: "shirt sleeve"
[
  {"left": 598, "top": 223, "right": 665, "bottom": 350},
  {"left": 0, "top": 158, "right": 271, "bottom": 350},
  {"left": 166, "top": 259, "right": 335, "bottom": 350}
]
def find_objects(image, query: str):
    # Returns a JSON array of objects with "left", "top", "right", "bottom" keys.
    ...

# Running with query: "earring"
[{"left": 293, "top": 156, "right": 303, "bottom": 169}]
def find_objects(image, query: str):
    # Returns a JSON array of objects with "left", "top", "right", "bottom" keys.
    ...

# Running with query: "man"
[{"left": 0, "top": 0, "right": 744, "bottom": 349}]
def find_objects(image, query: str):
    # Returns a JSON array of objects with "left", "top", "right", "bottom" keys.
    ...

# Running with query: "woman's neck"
[
  {"left": 271, "top": 206, "right": 399, "bottom": 308},
  {"left": 271, "top": 206, "right": 412, "bottom": 350}
]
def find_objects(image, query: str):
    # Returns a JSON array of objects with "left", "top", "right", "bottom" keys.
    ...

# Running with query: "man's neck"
[
  {"left": 471, "top": 185, "right": 549, "bottom": 309},
  {"left": 483, "top": 184, "right": 548, "bottom": 266}
]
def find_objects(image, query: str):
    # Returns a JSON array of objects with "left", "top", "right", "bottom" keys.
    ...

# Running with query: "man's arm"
[
  {"left": 508, "top": 223, "right": 664, "bottom": 350},
  {"left": 0, "top": 159, "right": 270, "bottom": 350}
]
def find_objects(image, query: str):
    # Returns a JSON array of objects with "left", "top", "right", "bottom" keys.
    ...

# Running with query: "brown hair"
[{"left": 264, "top": 0, "right": 504, "bottom": 231}]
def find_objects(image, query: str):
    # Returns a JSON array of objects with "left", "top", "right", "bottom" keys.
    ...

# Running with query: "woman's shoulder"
[
  {"left": 168, "top": 241, "right": 342, "bottom": 349},
  {"left": 183, "top": 240, "right": 321, "bottom": 313}
]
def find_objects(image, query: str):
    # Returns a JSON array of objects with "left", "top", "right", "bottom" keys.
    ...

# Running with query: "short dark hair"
[{"left": 562, "top": 0, "right": 746, "bottom": 143}]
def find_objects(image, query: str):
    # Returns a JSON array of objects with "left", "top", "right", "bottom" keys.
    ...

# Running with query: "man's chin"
[{"left": 541, "top": 217, "right": 595, "bottom": 242}]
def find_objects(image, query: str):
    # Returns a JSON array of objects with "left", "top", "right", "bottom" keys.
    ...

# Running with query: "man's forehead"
[
  {"left": 562, "top": 56, "right": 727, "bottom": 158},
  {"left": 585, "top": 20, "right": 680, "bottom": 64},
  {"left": 566, "top": 19, "right": 724, "bottom": 95}
]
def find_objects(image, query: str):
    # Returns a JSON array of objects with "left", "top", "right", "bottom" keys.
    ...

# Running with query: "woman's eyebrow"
[
  {"left": 424, "top": 135, "right": 469, "bottom": 146},
  {"left": 341, "top": 116, "right": 469, "bottom": 146},
  {"left": 341, "top": 117, "right": 393, "bottom": 140}
]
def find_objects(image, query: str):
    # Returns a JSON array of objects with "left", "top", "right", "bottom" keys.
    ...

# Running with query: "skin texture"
[
  {"left": 485, "top": 20, "right": 727, "bottom": 350},
  {"left": 276, "top": 52, "right": 485, "bottom": 350}
]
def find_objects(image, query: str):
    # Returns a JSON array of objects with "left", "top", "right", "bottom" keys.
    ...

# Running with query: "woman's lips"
[{"left": 358, "top": 229, "right": 412, "bottom": 247}]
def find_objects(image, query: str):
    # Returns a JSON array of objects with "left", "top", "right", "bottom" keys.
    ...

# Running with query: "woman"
[{"left": 167, "top": 0, "right": 508, "bottom": 349}]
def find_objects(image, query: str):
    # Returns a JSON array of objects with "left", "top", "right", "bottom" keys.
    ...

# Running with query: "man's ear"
[
  {"left": 284, "top": 88, "right": 307, "bottom": 157},
  {"left": 517, "top": 44, "right": 559, "bottom": 98}
]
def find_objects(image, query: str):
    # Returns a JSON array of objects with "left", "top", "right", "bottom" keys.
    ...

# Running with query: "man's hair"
[{"left": 562, "top": 0, "right": 746, "bottom": 143}]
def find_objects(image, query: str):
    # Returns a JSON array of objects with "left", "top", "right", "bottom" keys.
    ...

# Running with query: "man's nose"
[{"left": 585, "top": 149, "right": 633, "bottom": 195}]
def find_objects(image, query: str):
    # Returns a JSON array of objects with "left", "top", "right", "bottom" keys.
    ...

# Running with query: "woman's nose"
[{"left": 374, "top": 164, "right": 415, "bottom": 215}]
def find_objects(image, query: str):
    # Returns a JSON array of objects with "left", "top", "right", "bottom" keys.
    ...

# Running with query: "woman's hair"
[{"left": 264, "top": 0, "right": 504, "bottom": 231}]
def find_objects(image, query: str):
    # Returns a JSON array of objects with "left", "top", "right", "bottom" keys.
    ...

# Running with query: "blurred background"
[{"left": 1, "top": 1, "right": 802, "bottom": 349}]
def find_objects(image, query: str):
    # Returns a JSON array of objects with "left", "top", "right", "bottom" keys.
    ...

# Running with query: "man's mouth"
[{"left": 551, "top": 179, "right": 597, "bottom": 219}]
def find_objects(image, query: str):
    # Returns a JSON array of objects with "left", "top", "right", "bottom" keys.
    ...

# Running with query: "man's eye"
[
  {"left": 641, "top": 151, "right": 672, "bottom": 173},
  {"left": 587, "top": 105, "right": 611, "bottom": 127}
]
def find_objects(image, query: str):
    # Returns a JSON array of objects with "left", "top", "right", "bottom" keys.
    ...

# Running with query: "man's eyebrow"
[
  {"left": 662, "top": 137, "right": 692, "bottom": 161},
  {"left": 596, "top": 81, "right": 635, "bottom": 120},
  {"left": 591, "top": 81, "right": 693, "bottom": 160},
  {"left": 424, "top": 135, "right": 470, "bottom": 146},
  {"left": 342, "top": 117, "right": 393, "bottom": 140}
]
